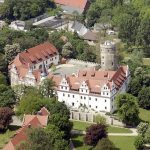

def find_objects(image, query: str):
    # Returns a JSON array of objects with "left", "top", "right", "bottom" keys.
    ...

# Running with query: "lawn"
[
  {"left": 109, "top": 136, "right": 136, "bottom": 150},
  {"left": 139, "top": 108, "right": 150, "bottom": 123},
  {"left": 143, "top": 58, "right": 150, "bottom": 66},
  {"left": 72, "top": 134, "right": 136, "bottom": 150},
  {"left": 72, "top": 120, "right": 132, "bottom": 133},
  {"left": 0, "top": 129, "right": 16, "bottom": 149},
  {"left": 71, "top": 134, "right": 92, "bottom": 150}
]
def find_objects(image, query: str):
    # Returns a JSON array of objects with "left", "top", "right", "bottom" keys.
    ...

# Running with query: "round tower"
[{"left": 100, "top": 41, "right": 117, "bottom": 71}]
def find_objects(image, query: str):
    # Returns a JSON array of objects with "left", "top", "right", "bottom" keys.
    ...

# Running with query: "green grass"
[
  {"left": 109, "top": 136, "right": 136, "bottom": 150},
  {"left": 139, "top": 108, "right": 150, "bottom": 123},
  {"left": 0, "top": 129, "right": 16, "bottom": 149},
  {"left": 108, "top": 126, "right": 132, "bottom": 133},
  {"left": 71, "top": 134, "right": 92, "bottom": 150},
  {"left": 72, "top": 120, "right": 132, "bottom": 133},
  {"left": 143, "top": 58, "right": 150, "bottom": 66},
  {"left": 72, "top": 134, "right": 136, "bottom": 150}
]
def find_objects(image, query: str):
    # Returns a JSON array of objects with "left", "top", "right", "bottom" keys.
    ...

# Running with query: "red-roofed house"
[
  {"left": 9, "top": 42, "right": 59, "bottom": 86},
  {"left": 3, "top": 107, "right": 49, "bottom": 150},
  {"left": 54, "top": 0, "right": 90, "bottom": 14}
]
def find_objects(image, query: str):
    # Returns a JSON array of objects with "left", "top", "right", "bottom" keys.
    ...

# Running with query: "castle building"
[
  {"left": 9, "top": 42, "right": 59, "bottom": 86},
  {"left": 49, "top": 41, "right": 130, "bottom": 113},
  {"left": 9, "top": 41, "right": 130, "bottom": 113}
]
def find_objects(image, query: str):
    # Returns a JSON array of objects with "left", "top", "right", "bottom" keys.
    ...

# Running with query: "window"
[
  {"left": 61, "top": 86, "right": 63, "bottom": 89},
  {"left": 105, "top": 100, "right": 107, "bottom": 102},
  {"left": 72, "top": 95, "right": 74, "bottom": 98},
  {"left": 103, "top": 92, "right": 105, "bottom": 95},
  {"left": 86, "top": 90, "right": 88, "bottom": 92},
  {"left": 96, "top": 106, "right": 98, "bottom": 108},
  {"left": 46, "top": 61, "right": 47, "bottom": 64},
  {"left": 89, "top": 97, "right": 91, "bottom": 100},
  {"left": 63, "top": 93, "right": 65, "bottom": 96},
  {"left": 81, "top": 89, "right": 83, "bottom": 92},
  {"left": 112, "top": 105, "right": 113, "bottom": 109},
  {"left": 102, "top": 56, "right": 104, "bottom": 59},
  {"left": 63, "top": 101, "right": 65, "bottom": 103},
  {"left": 112, "top": 62, "right": 113, "bottom": 66},
  {"left": 84, "top": 97, "right": 86, "bottom": 100},
  {"left": 105, "top": 107, "right": 107, "bottom": 109},
  {"left": 102, "top": 62, "right": 104, "bottom": 64},
  {"left": 65, "top": 87, "right": 67, "bottom": 90},
  {"left": 89, "top": 105, "right": 91, "bottom": 108},
  {"left": 81, "top": 96, "right": 83, "bottom": 99},
  {"left": 107, "top": 93, "right": 108, "bottom": 95},
  {"left": 95, "top": 98, "right": 97, "bottom": 101},
  {"left": 72, "top": 103, "right": 74, "bottom": 106},
  {"left": 68, "top": 94, "right": 70, "bottom": 97}
]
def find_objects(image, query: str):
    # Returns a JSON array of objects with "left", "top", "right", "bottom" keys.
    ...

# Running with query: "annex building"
[{"left": 9, "top": 41, "right": 130, "bottom": 113}]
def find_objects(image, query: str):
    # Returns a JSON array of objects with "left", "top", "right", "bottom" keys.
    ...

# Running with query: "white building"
[
  {"left": 9, "top": 41, "right": 130, "bottom": 113},
  {"left": 9, "top": 42, "right": 59, "bottom": 87},
  {"left": 9, "top": 20, "right": 26, "bottom": 31}
]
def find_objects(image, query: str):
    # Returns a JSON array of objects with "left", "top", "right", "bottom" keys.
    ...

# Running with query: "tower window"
[{"left": 112, "top": 62, "right": 114, "bottom": 65}]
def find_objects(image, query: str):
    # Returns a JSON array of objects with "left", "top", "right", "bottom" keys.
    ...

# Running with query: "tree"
[
  {"left": 94, "top": 114, "right": 106, "bottom": 125},
  {"left": 17, "top": 128, "right": 52, "bottom": 150},
  {"left": 144, "top": 126, "right": 150, "bottom": 144},
  {"left": 62, "top": 42, "right": 73, "bottom": 58},
  {"left": 0, "top": 73, "right": 7, "bottom": 85},
  {"left": 0, "top": 84, "right": 16, "bottom": 107},
  {"left": 138, "top": 87, "right": 150, "bottom": 109},
  {"left": 47, "top": 101, "right": 72, "bottom": 140},
  {"left": 134, "top": 135, "right": 144, "bottom": 150},
  {"left": 4, "top": 43, "right": 21, "bottom": 63},
  {"left": 17, "top": 88, "right": 50, "bottom": 115},
  {"left": 0, "top": 107, "right": 14, "bottom": 130},
  {"left": 128, "top": 77, "right": 142, "bottom": 97},
  {"left": 46, "top": 124, "right": 69, "bottom": 150},
  {"left": 84, "top": 124, "right": 107, "bottom": 146},
  {"left": 115, "top": 93, "right": 139, "bottom": 126},
  {"left": 95, "top": 138, "right": 116, "bottom": 150},
  {"left": 137, "top": 122, "right": 149, "bottom": 136},
  {"left": 39, "top": 78, "right": 55, "bottom": 98}
]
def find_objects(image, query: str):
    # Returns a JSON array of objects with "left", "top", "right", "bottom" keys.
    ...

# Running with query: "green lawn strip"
[
  {"left": 143, "top": 58, "right": 150, "bottom": 66},
  {"left": 139, "top": 108, "right": 150, "bottom": 123},
  {"left": 109, "top": 136, "right": 136, "bottom": 150},
  {"left": 71, "top": 134, "right": 136, "bottom": 150},
  {"left": 72, "top": 120, "right": 132, "bottom": 133},
  {"left": 71, "top": 134, "right": 92, "bottom": 150},
  {"left": 0, "top": 130, "right": 16, "bottom": 149},
  {"left": 108, "top": 126, "right": 132, "bottom": 133}
]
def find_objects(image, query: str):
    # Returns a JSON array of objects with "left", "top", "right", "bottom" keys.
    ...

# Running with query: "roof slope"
[{"left": 54, "top": 0, "right": 88, "bottom": 9}]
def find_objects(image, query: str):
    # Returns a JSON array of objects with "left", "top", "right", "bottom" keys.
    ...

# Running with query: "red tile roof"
[
  {"left": 54, "top": 0, "right": 88, "bottom": 9},
  {"left": 52, "top": 66, "right": 128, "bottom": 94},
  {"left": 10, "top": 42, "right": 58, "bottom": 82},
  {"left": 3, "top": 108, "right": 49, "bottom": 150}
]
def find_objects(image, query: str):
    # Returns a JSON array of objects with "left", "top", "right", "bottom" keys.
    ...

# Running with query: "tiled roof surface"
[
  {"left": 54, "top": 0, "right": 88, "bottom": 9},
  {"left": 3, "top": 108, "right": 49, "bottom": 150}
]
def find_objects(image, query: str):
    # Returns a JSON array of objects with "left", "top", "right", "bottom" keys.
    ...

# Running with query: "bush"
[
  {"left": 84, "top": 124, "right": 107, "bottom": 146},
  {"left": 134, "top": 135, "right": 144, "bottom": 150},
  {"left": 94, "top": 114, "right": 106, "bottom": 125}
]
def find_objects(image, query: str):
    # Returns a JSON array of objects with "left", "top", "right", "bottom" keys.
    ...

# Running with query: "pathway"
[{"left": 71, "top": 128, "right": 138, "bottom": 136}]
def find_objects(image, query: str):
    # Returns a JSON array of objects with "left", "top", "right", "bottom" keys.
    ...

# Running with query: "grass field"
[
  {"left": 109, "top": 136, "right": 136, "bottom": 150},
  {"left": 0, "top": 130, "right": 16, "bottom": 149},
  {"left": 143, "top": 58, "right": 150, "bottom": 66},
  {"left": 72, "top": 120, "right": 132, "bottom": 133},
  {"left": 139, "top": 108, "right": 150, "bottom": 123},
  {"left": 71, "top": 134, "right": 92, "bottom": 150},
  {"left": 72, "top": 134, "right": 136, "bottom": 150}
]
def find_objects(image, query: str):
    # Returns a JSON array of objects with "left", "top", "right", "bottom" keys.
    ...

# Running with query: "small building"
[
  {"left": 9, "top": 20, "right": 26, "bottom": 31},
  {"left": 3, "top": 107, "right": 49, "bottom": 150},
  {"left": 0, "top": 20, "right": 6, "bottom": 29},
  {"left": 70, "top": 21, "right": 88, "bottom": 36},
  {"left": 54, "top": 0, "right": 90, "bottom": 14},
  {"left": 82, "top": 31, "right": 98, "bottom": 45}
]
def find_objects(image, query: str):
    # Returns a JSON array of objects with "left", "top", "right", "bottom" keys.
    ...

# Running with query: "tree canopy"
[{"left": 115, "top": 93, "right": 139, "bottom": 126}]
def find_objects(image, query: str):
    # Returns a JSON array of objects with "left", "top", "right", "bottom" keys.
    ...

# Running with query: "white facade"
[
  {"left": 9, "top": 21, "right": 26, "bottom": 31},
  {"left": 56, "top": 68, "right": 130, "bottom": 113}
]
